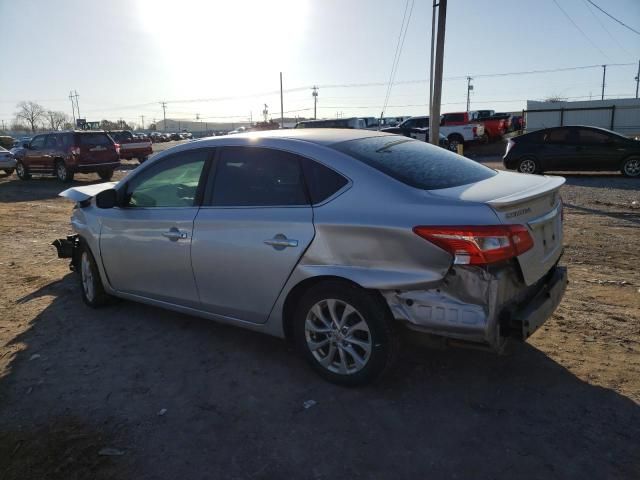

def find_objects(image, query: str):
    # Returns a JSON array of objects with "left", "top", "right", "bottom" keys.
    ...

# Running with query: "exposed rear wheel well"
[{"left": 281, "top": 275, "right": 391, "bottom": 342}]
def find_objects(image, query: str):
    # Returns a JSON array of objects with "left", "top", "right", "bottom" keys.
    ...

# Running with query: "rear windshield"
[
  {"left": 332, "top": 137, "right": 496, "bottom": 190},
  {"left": 78, "top": 133, "right": 113, "bottom": 146}
]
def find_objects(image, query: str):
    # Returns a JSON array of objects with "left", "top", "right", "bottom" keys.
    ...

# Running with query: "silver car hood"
[{"left": 59, "top": 182, "right": 117, "bottom": 202}]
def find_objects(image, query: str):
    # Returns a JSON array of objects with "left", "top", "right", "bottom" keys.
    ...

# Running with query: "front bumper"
[{"left": 0, "top": 158, "right": 16, "bottom": 169}]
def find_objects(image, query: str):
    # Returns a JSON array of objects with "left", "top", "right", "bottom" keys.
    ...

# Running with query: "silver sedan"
[
  {"left": 54, "top": 129, "right": 567, "bottom": 386},
  {"left": 0, "top": 146, "right": 16, "bottom": 175}
]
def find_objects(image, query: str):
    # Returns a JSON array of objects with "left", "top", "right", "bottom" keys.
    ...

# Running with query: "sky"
[{"left": 1, "top": 0, "right": 639, "bottom": 128}]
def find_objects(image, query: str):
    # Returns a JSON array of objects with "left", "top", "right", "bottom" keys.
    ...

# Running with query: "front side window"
[
  {"left": 45, "top": 135, "right": 59, "bottom": 148},
  {"left": 332, "top": 136, "right": 496, "bottom": 190},
  {"left": 545, "top": 129, "right": 570, "bottom": 143},
  {"left": 210, "top": 147, "right": 308, "bottom": 207},
  {"left": 30, "top": 135, "right": 46, "bottom": 150},
  {"left": 126, "top": 150, "right": 208, "bottom": 207}
]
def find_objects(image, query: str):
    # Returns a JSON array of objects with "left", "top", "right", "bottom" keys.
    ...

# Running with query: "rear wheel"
[
  {"left": 98, "top": 169, "right": 114, "bottom": 181},
  {"left": 55, "top": 160, "right": 74, "bottom": 183},
  {"left": 79, "top": 244, "right": 110, "bottom": 307},
  {"left": 293, "top": 280, "right": 398, "bottom": 386},
  {"left": 138, "top": 156, "right": 148, "bottom": 164},
  {"left": 621, "top": 156, "right": 640, "bottom": 177},
  {"left": 517, "top": 157, "right": 541, "bottom": 174},
  {"left": 447, "top": 134, "right": 464, "bottom": 152},
  {"left": 3, "top": 168, "right": 14, "bottom": 176},
  {"left": 16, "top": 161, "right": 31, "bottom": 180}
]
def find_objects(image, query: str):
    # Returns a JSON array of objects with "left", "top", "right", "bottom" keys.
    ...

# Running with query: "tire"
[
  {"left": 293, "top": 280, "right": 398, "bottom": 386},
  {"left": 447, "top": 134, "right": 464, "bottom": 152},
  {"left": 621, "top": 156, "right": 640, "bottom": 178},
  {"left": 98, "top": 169, "right": 114, "bottom": 181},
  {"left": 517, "top": 157, "right": 541, "bottom": 174},
  {"left": 79, "top": 243, "right": 110, "bottom": 308},
  {"left": 55, "top": 160, "right": 74, "bottom": 183},
  {"left": 15, "top": 161, "right": 31, "bottom": 180},
  {"left": 138, "top": 156, "right": 148, "bottom": 164},
  {"left": 3, "top": 168, "right": 14, "bottom": 176}
]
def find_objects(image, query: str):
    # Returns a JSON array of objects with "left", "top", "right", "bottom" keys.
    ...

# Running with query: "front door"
[
  {"left": 99, "top": 148, "right": 211, "bottom": 307},
  {"left": 24, "top": 134, "right": 47, "bottom": 171},
  {"left": 192, "top": 146, "right": 315, "bottom": 323},
  {"left": 541, "top": 128, "right": 579, "bottom": 170}
]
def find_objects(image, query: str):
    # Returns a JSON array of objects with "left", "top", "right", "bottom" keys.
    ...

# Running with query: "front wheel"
[
  {"left": 621, "top": 157, "right": 640, "bottom": 177},
  {"left": 79, "top": 244, "right": 111, "bottom": 307},
  {"left": 447, "top": 135, "right": 464, "bottom": 152},
  {"left": 16, "top": 161, "right": 31, "bottom": 180},
  {"left": 55, "top": 161, "right": 74, "bottom": 183},
  {"left": 293, "top": 281, "right": 398, "bottom": 386},
  {"left": 138, "top": 156, "right": 148, "bottom": 164},
  {"left": 517, "top": 157, "right": 541, "bottom": 174}
]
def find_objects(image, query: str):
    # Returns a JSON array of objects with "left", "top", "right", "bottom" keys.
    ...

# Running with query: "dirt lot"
[{"left": 0, "top": 145, "right": 639, "bottom": 479}]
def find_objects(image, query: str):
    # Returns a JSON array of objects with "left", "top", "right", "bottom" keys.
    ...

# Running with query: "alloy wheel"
[
  {"left": 57, "top": 163, "right": 67, "bottom": 181},
  {"left": 624, "top": 158, "right": 640, "bottom": 177},
  {"left": 81, "top": 252, "right": 95, "bottom": 303},
  {"left": 519, "top": 159, "right": 536, "bottom": 174},
  {"left": 16, "top": 163, "right": 25, "bottom": 176},
  {"left": 304, "top": 299, "right": 372, "bottom": 375}
]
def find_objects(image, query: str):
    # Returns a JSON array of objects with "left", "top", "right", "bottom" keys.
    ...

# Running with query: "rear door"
[
  {"left": 191, "top": 146, "right": 315, "bottom": 323},
  {"left": 99, "top": 148, "right": 211, "bottom": 306},
  {"left": 77, "top": 132, "right": 118, "bottom": 166}
]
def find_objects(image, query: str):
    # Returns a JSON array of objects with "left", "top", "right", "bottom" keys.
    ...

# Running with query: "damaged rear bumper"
[{"left": 382, "top": 263, "right": 568, "bottom": 350}]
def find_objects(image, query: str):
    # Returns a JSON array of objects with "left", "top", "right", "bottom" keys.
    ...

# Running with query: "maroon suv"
[{"left": 15, "top": 130, "right": 121, "bottom": 182}]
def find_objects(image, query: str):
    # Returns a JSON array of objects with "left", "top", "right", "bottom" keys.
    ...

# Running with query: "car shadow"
[
  {"left": 1, "top": 275, "right": 639, "bottom": 479},
  {"left": 564, "top": 202, "right": 640, "bottom": 226},
  {"left": 556, "top": 173, "right": 639, "bottom": 191}
]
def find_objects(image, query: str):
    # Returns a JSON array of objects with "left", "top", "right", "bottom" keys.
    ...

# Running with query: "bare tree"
[
  {"left": 543, "top": 94, "right": 567, "bottom": 103},
  {"left": 45, "top": 110, "right": 69, "bottom": 130},
  {"left": 15, "top": 101, "right": 46, "bottom": 133}
]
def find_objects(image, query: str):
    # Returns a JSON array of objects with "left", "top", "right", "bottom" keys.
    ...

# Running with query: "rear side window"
[
  {"left": 79, "top": 133, "right": 113, "bottom": 146},
  {"left": 210, "top": 147, "right": 308, "bottom": 206},
  {"left": 302, "top": 159, "right": 348, "bottom": 204},
  {"left": 332, "top": 137, "right": 496, "bottom": 190},
  {"left": 578, "top": 129, "right": 610, "bottom": 145}
]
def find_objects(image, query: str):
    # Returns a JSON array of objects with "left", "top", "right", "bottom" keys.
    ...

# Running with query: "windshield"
[{"left": 332, "top": 136, "right": 497, "bottom": 190}]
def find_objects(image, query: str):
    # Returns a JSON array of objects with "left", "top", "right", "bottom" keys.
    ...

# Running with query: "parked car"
[
  {"left": 54, "top": 129, "right": 567, "bottom": 386},
  {"left": 381, "top": 115, "right": 484, "bottom": 152},
  {"left": 15, "top": 130, "right": 121, "bottom": 182},
  {"left": 169, "top": 132, "right": 183, "bottom": 141},
  {"left": 295, "top": 118, "right": 367, "bottom": 129},
  {"left": 504, "top": 125, "right": 640, "bottom": 177},
  {"left": 0, "top": 136, "right": 15, "bottom": 150},
  {"left": 407, "top": 128, "right": 450, "bottom": 149},
  {"left": 13, "top": 136, "right": 31, "bottom": 148},
  {"left": 108, "top": 130, "right": 153, "bottom": 163},
  {"left": 444, "top": 111, "right": 507, "bottom": 142},
  {"left": 0, "top": 146, "right": 16, "bottom": 175}
]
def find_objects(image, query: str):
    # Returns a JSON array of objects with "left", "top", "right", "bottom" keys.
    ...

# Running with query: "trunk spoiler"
[
  {"left": 59, "top": 182, "right": 117, "bottom": 203},
  {"left": 487, "top": 176, "right": 565, "bottom": 210}
]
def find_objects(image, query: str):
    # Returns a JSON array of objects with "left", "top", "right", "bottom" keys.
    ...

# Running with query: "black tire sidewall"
[
  {"left": 99, "top": 169, "right": 114, "bottom": 181},
  {"left": 517, "top": 157, "right": 540, "bottom": 174},
  {"left": 56, "top": 161, "right": 74, "bottom": 183},
  {"left": 621, "top": 157, "right": 640, "bottom": 177},
  {"left": 293, "top": 281, "right": 396, "bottom": 386},
  {"left": 16, "top": 161, "right": 30, "bottom": 180}
]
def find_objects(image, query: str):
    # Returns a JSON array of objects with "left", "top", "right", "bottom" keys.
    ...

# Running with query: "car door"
[
  {"left": 191, "top": 146, "right": 315, "bottom": 323},
  {"left": 42, "top": 134, "right": 59, "bottom": 171},
  {"left": 541, "top": 128, "right": 578, "bottom": 170},
  {"left": 24, "top": 134, "right": 47, "bottom": 171},
  {"left": 98, "top": 148, "right": 211, "bottom": 307},
  {"left": 575, "top": 128, "right": 624, "bottom": 170}
]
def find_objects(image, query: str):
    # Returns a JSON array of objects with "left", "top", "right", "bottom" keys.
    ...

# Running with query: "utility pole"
[
  {"left": 72, "top": 91, "right": 80, "bottom": 119},
  {"left": 160, "top": 102, "right": 167, "bottom": 131},
  {"left": 428, "top": 0, "right": 437, "bottom": 114},
  {"left": 466, "top": 76, "right": 473, "bottom": 113},
  {"left": 280, "top": 72, "right": 284, "bottom": 129},
  {"left": 69, "top": 91, "right": 76, "bottom": 124},
  {"left": 429, "top": 0, "right": 447, "bottom": 146},
  {"left": 601, "top": 64, "right": 607, "bottom": 100},
  {"left": 635, "top": 59, "right": 639, "bottom": 99},
  {"left": 312, "top": 86, "right": 318, "bottom": 119},
  {"left": 140, "top": 115, "right": 145, "bottom": 130}
]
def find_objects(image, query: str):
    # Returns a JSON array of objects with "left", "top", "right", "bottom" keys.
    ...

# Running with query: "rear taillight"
[
  {"left": 505, "top": 139, "right": 515, "bottom": 155},
  {"left": 413, "top": 225, "right": 534, "bottom": 265},
  {"left": 114, "top": 143, "right": 120, "bottom": 154}
]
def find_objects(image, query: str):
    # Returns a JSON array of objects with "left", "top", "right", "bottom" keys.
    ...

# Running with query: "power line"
[
  {"left": 582, "top": 0, "right": 633, "bottom": 57},
  {"left": 585, "top": 0, "right": 640, "bottom": 36},
  {"left": 551, "top": 0, "right": 610, "bottom": 60}
]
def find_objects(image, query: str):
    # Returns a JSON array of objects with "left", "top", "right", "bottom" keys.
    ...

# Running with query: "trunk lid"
[{"left": 429, "top": 170, "right": 565, "bottom": 285}]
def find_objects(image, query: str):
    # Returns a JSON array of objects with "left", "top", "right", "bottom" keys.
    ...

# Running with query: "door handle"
[
  {"left": 264, "top": 234, "right": 298, "bottom": 250},
  {"left": 162, "top": 228, "right": 188, "bottom": 241}
]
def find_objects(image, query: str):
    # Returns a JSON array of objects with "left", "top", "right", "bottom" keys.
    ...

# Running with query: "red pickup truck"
[
  {"left": 442, "top": 111, "right": 508, "bottom": 142},
  {"left": 108, "top": 130, "right": 153, "bottom": 163}
]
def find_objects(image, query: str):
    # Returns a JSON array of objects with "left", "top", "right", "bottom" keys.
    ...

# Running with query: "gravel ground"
[{"left": 0, "top": 148, "right": 638, "bottom": 479}]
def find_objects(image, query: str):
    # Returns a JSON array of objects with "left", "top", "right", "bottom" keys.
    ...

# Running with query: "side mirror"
[{"left": 96, "top": 188, "right": 118, "bottom": 209}]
